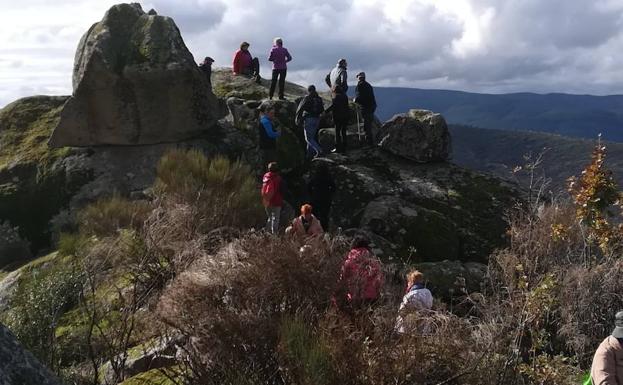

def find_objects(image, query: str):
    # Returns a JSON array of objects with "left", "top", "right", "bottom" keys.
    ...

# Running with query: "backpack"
[
  {"left": 308, "top": 96, "right": 324, "bottom": 116},
  {"left": 325, "top": 73, "right": 332, "bottom": 88}
]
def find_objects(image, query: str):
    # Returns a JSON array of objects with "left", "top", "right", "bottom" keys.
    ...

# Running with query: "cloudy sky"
[{"left": 1, "top": 0, "right": 623, "bottom": 107}]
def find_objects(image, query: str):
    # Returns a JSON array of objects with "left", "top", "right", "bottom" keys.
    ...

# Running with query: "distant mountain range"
[{"left": 374, "top": 87, "right": 623, "bottom": 142}]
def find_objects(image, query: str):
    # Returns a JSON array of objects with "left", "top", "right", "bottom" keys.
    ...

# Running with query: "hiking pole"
[{"left": 355, "top": 104, "right": 363, "bottom": 143}]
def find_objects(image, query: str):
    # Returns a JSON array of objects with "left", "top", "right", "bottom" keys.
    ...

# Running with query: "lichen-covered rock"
[
  {"left": 50, "top": 3, "right": 222, "bottom": 146},
  {"left": 379, "top": 109, "right": 452, "bottom": 162},
  {"left": 212, "top": 68, "right": 307, "bottom": 101},
  {"left": 0, "top": 323, "right": 62, "bottom": 385}
]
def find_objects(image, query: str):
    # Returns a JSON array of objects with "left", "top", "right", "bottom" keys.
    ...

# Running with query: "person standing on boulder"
[
  {"left": 233, "top": 41, "right": 261, "bottom": 84},
  {"left": 308, "top": 162, "right": 336, "bottom": 231},
  {"left": 295, "top": 85, "right": 325, "bottom": 159},
  {"left": 258, "top": 104, "right": 280, "bottom": 165},
  {"left": 325, "top": 59, "right": 348, "bottom": 93},
  {"left": 261, "top": 162, "right": 284, "bottom": 234},
  {"left": 199, "top": 56, "right": 214, "bottom": 88},
  {"left": 354, "top": 72, "right": 377, "bottom": 145},
  {"left": 325, "top": 86, "right": 350, "bottom": 154},
  {"left": 268, "top": 37, "right": 292, "bottom": 100}
]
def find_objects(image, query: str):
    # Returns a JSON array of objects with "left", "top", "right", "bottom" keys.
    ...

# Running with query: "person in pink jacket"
[
  {"left": 333, "top": 235, "right": 384, "bottom": 311},
  {"left": 268, "top": 37, "right": 292, "bottom": 100},
  {"left": 591, "top": 311, "right": 623, "bottom": 385},
  {"left": 286, "top": 204, "right": 323, "bottom": 238}
]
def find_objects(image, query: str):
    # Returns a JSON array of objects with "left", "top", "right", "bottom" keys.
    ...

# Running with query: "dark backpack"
[{"left": 308, "top": 96, "right": 324, "bottom": 116}]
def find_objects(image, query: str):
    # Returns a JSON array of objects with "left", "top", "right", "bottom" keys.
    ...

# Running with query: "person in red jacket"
[
  {"left": 261, "top": 162, "right": 284, "bottom": 234},
  {"left": 233, "top": 41, "right": 261, "bottom": 84},
  {"left": 334, "top": 235, "right": 384, "bottom": 311}
]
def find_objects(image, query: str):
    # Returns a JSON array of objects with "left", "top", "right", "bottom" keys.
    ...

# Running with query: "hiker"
[
  {"left": 325, "top": 59, "right": 348, "bottom": 93},
  {"left": 395, "top": 270, "right": 433, "bottom": 334},
  {"left": 307, "top": 163, "right": 336, "bottom": 230},
  {"left": 354, "top": 72, "right": 377, "bottom": 145},
  {"left": 333, "top": 235, "right": 384, "bottom": 311},
  {"left": 199, "top": 56, "right": 214, "bottom": 87},
  {"left": 590, "top": 310, "right": 623, "bottom": 384},
  {"left": 232, "top": 41, "right": 261, "bottom": 83},
  {"left": 295, "top": 85, "right": 325, "bottom": 159},
  {"left": 261, "top": 162, "right": 284, "bottom": 234},
  {"left": 258, "top": 104, "right": 280, "bottom": 165},
  {"left": 285, "top": 204, "right": 324, "bottom": 238},
  {"left": 325, "top": 86, "right": 350, "bottom": 153},
  {"left": 268, "top": 37, "right": 292, "bottom": 100}
]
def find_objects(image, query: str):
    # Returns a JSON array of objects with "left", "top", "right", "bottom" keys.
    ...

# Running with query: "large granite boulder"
[
  {"left": 379, "top": 109, "right": 452, "bottom": 162},
  {"left": 50, "top": 3, "right": 221, "bottom": 147},
  {"left": 0, "top": 323, "right": 62, "bottom": 385}
]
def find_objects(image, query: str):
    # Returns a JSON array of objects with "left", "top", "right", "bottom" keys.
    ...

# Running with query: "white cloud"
[{"left": 1, "top": 0, "right": 623, "bottom": 107}]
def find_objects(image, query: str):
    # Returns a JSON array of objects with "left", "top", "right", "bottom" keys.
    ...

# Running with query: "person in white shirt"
[{"left": 395, "top": 270, "right": 433, "bottom": 334}]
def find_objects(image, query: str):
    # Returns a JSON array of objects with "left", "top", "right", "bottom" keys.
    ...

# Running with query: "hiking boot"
[{"left": 254, "top": 75, "right": 262, "bottom": 84}]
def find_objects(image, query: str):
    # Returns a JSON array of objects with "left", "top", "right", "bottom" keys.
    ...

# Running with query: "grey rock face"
[
  {"left": 50, "top": 3, "right": 221, "bottom": 147},
  {"left": 0, "top": 323, "right": 62, "bottom": 385},
  {"left": 379, "top": 109, "right": 452, "bottom": 162}
]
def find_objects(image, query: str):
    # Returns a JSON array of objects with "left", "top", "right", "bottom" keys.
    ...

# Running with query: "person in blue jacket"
[{"left": 258, "top": 104, "right": 281, "bottom": 165}]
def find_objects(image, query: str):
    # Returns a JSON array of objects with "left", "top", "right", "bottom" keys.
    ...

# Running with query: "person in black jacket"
[
  {"left": 354, "top": 72, "right": 377, "bottom": 145},
  {"left": 296, "top": 85, "right": 325, "bottom": 159},
  {"left": 199, "top": 56, "right": 214, "bottom": 88},
  {"left": 326, "top": 86, "right": 350, "bottom": 153},
  {"left": 308, "top": 162, "right": 336, "bottom": 231}
]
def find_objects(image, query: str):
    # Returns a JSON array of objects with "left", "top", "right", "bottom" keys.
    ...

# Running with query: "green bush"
[
  {"left": 57, "top": 232, "right": 90, "bottom": 257},
  {"left": 78, "top": 196, "right": 151, "bottom": 238}
]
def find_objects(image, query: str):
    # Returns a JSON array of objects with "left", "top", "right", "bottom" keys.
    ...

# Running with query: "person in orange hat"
[{"left": 286, "top": 204, "right": 324, "bottom": 237}]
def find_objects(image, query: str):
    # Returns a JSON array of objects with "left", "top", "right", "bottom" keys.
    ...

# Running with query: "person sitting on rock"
[
  {"left": 233, "top": 41, "right": 261, "bottom": 84},
  {"left": 354, "top": 72, "right": 377, "bottom": 145},
  {"left": 307, "top": 163, "right": 336, "bottom": 230},
  {"left": 296, "top": 85, "right": 325, "bottom": 159},
  {"left": 268, "top": 37, "right": 292, "bottom": 100},
  {"left": 285, "top": 204, "right": 324, "bottom": 238},
  {"left": 333, "top": 235, "right": 384, "bottom": 312},
  {"left": 395, "top": 270, "right": 433, "bottom": 334},
  {"left": 199, "top": 56, "right": 214, "bottom": 88},
  {"left": 325, "top": 59, "right": 348, "bottom": 93},
  {"left": 258, "top": 104, "right": 280, "bottom": 166},
  {"left": 325, "top": 85, "right": 350, "bottom": 154}
]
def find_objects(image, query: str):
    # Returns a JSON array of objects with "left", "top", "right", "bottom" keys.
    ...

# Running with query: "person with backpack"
[
  {"left": 395, "top": 270, "right": 433, "bottom": 334},
  {"left": 295, "top": 85, "right": 325, "bottom": 159},
  {"left": 333, "top": 235, "right": 384, "bottom": 311},
  {"left": 233, "top": 41, "right": 261, "bottom": 84},
  {"left": 590, "top": 311, "right": 623, "bottom": 385},
  {"left": 325, "top": 86, "right": 350, "bottom": 154},
  {"left": 198, "top": 56, "right": 214, "bottom": 88},
  {"left": 307, "top": 163, "right": 336, "bottom": 230},
  {"left": 354, "top": 72, "right": 377, "bottom": 145},
  {"left": 258, "top": 104, "right": 280, "bottom": 165},
  {"left": 261, "top": 162, "right": 284, "bottom": 234},
  {"left": 325, "top": 59, "right": 348, "bottom": 93},
  {"left": 268, "top": 37, "right": 292, "bottom": 100},
  {"left": 285, "top": 204, "right": 324, "bottom": 238}
]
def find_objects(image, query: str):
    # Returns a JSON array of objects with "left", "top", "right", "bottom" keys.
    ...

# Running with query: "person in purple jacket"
[{"left": 268, "top": 37, "right": 292, "bottom": 100}]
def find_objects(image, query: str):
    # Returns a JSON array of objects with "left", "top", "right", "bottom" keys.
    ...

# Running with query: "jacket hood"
[{"left": 263, "top": 171, "right": 278, "bottom": 183}]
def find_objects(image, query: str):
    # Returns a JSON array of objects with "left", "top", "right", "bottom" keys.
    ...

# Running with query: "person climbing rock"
[
  {"left": 258, "top": 104, "right": 280, "bottom": 166},
  {"left": 326, "top": 86, "right": 350, "bottom": 154},
  {"left": 295, "top": 85, "right": 325, "bottom": 159},
  {"left": 354, "top": 72, "right": 377, "bottom": 145},
  {"left": 261, "top": 162, "right": 284, "bottom": 234},
  {"left": 395, "top": 270, "right": 433, "bottom": 334},
  {"left": 333, "top": 235, "right": 384, "bottom": 311},
  {"left": 307, "top": 163, "right": 336, "bottom": 230},
  {"left": 233, "top": 41, "right": 261, "bottom": 83},
  {"left": 591, "top": 310, "right": 623, "bottom": 385},
  {"left": 325, "top": 59, "right": 348, "bottom": 93},
  {"left": 199, "top": 56, "right": 214, "bottom": 88},
  {"left": 268, "top": 37, "right": 292, "bottom": 100},
  {"left": 285, "top": 204, "right": 324, "bottom": 238}
]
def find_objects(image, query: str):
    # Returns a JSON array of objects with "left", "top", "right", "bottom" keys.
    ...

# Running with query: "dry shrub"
[
  {"left": 78, "top": 195, "right": 152, "bottom": 238},
  {"left": 155, "top": 150, "right": 263, "bottom": 231}
]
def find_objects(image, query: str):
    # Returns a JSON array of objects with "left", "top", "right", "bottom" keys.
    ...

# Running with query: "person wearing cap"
[
  {"left": 354, "top": 72, "right": 377, "bottom": 145},
  {"left": 199, "top": 56, "right": 214, "bottom": 87},
  {"left": 295, "top": 85, "right": 325, "bottom": 159},
  {"left": 268, "top": 37, "right": 292, "bottom": 100},
  {"left": 325, "top": 59, "right": 348, "bottom": 93},
  {"left": 591, "top": 311, "right": 623, "bottom": 384},
  {"left": 285, "top": 204, "right": 324, "bottom": 238},
  {"left": 232, "top": 41, "right": 261, "bottom": 84}
]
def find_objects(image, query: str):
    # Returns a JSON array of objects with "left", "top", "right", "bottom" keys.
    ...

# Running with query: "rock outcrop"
[
  {"left": 379, "top": 109, "right": 452, "bottom": 162},
  {"left": 0, "top": 323, "right": 62, "bottom": 385},
  {"left": 50, "top": 3, "right": 222, "bottom": 147}
]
